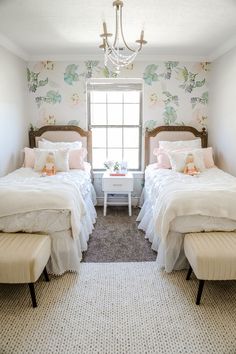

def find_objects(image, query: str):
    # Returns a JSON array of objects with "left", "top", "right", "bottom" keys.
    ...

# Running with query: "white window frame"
[{"left": 87, "top": 79, "right": 143, "bottom": 171}]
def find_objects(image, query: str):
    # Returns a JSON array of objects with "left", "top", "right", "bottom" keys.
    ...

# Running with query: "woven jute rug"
[{"left": 0, "top": 262, "right": 235, "bottom": 354}]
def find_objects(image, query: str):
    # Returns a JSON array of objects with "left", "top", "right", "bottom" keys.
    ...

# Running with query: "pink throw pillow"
[
  {"left": 24, "top": 147, "right": 35, "bottom": 168},
  {"left": 23, "top": 147, "right": 88, "bottom": 170},
  {"left": 153, "top": 148, "right": 171, "bottom": 169},
  {"left": 69, "top": 148, "right": 87, "bottom": 169},
  {"left": 203, "top": 147, "right": 215, "bottom": 168},
  {"left": 153, "top": 147, "right": 215, "bottom": 169}
]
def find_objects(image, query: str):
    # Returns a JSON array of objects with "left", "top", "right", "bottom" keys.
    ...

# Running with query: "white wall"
[
  {"left": 0, "top": 46, "right": 29, "bottom": 176},
  {"left": 209, "top": 46, "right": 236, "bottom": 176}
]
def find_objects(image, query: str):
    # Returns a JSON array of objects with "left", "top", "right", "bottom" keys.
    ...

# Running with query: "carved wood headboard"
[
  {"left": 144, "top": 125, "right": 208, "bottom": 167},
  {"left": 29, "top": 125, "right": 92, "bottom": 164}
]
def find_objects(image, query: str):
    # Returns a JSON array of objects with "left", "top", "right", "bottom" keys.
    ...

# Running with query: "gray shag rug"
[
  {"left": 82, "top": 206, "right": 156, "bottom": 262},
  {"left": 0, "top": 262, "right": 235, "bottom": 354}
]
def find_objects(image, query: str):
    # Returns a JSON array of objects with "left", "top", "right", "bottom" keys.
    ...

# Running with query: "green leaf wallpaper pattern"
[
  {"left": 143, "top": 64, "right": 159, "bottom": 85},
  {"left": 191, "top": 91, "right": 208, "bottom": 108},
  {"left": 144, "top": 119, "right": 158, "bottom": 132},
  {"left": 176, "top": 66, "right": 206, "bottom": 93},
  {"left": 64, "top": 64, "right": 80, "bottom": 85},
  {"left": 35, "top": 91, "right": 62, "bottom": 108},
  {"left": 27, "top": 60, "right": 209, "bottom": 129},
  {"left": 162, "top": 91, "right": 179, "bottom": 106},
  {"left": 176, "top": 66, "right": 189, "bottom": 82},
  {"left": 27, "top": 68, "right": 48, "bottom": 93},
  {"left": 68, "top": 120, "right": 80, "bottom": 126},
  {"left": 84, "top": 61, "right": 99, "bottom": 78},
  {"left": 195, "top": 78, "right": 206, "bottom": 88},
  {"left": 163, "top": 106, "right": 177, "bottom": 125},
  {"left": 101, "top": 66, "right": 118, "bottom": 78},
  {"left": 160, "top": 61, "right": 179, "bottom": 80}
]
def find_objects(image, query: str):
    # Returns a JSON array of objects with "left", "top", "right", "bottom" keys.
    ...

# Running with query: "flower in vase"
[
  {"left": 104, "top": 160, "right": 114, "bottom": 170},
  {"left": 113, "top": 161, "right": 120, "bottom": 173}
]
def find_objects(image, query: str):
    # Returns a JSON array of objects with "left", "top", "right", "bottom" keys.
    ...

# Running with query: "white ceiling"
[{"left": 0, "top": 0, "right": 236, "bottom": 61}]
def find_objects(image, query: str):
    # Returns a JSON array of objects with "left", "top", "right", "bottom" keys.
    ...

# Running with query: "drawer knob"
[{"left": 113, "top": 183, "right": 122, "bottom": 186}]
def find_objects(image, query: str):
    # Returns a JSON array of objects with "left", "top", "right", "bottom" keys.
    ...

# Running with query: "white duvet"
[
  {"left": 0, "top": 169, "right": 85, "bottom": 239},
  {"left": 0, "top": 167, "right": 97, "bottom": 275},
  {"left": 138, "top": 165, "right": 236, "bottom": 271}
]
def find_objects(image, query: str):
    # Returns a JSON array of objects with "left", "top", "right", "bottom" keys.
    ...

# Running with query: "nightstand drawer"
[
  {"left": 102, "top": 177, "right": 133, "bottom": 192},
  {"left": 102, "top": 172, "right": 133, "bottom": 216}
]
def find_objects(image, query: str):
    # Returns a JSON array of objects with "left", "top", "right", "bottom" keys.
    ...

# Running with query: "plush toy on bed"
[
  {"left": 42, "top": 152, "right": 56, "bottom": 176},
  {"left": 183, "top": 153, "right": 200, "bottom": 176}
]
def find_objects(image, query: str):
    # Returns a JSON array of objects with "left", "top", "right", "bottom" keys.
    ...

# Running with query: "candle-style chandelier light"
[{"left": 99, "top": 0, "right": 147, "bottom": 73}]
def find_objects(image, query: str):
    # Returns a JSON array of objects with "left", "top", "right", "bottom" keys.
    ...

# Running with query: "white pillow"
[
  {"left": 159, "top": 139, "right": 201, "bottom": 151},
  {"left": 168, "top": 149, "right": 205, "bottom": 172},
  {"left": 34, "top": 149, "right": 69, "bottom": 172},
  {"left": 38, "top": 138, "right": 82, "bottom": 150}
]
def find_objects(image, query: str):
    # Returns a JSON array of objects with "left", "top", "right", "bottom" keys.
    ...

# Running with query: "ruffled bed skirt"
[
  {"left": 47, "top": 188, "right": 97, "bottom": 275},
  {"left": 137, "top": 189, "right": 236, "bottom": 272},
  {"left": 137, "top": 192, "right": 188, "bottom": 272}
]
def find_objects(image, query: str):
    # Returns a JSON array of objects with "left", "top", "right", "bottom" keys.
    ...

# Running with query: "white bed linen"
[
  {"left": 137, "top": 164, "right": 236, "bottom": 272},
  {"left": 0, "top": 167, "right": 97, "bottom": 275}
]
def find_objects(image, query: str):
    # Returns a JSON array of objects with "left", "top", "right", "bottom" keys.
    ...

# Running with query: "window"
[{"left": 87, "top": 80, "right": 143, "bottom": 170}]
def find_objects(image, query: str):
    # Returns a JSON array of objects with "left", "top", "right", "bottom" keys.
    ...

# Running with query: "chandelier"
[{"left": 99, "top": 0, "right": 147, "bottom": 73}]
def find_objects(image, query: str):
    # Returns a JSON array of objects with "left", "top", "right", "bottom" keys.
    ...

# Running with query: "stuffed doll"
[
  {"left": 42, "top": 152, "right": 56, "bottom": 176},
  {"left": 183, "top": 153, "right": 199, "bottom": 176}
]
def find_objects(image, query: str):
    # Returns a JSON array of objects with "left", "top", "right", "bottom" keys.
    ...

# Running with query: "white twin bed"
[
  {"left": 0, "top": 125, "right": 96, "bottom": 275},
  {"left": 138, "top": 126, "right": 236, "bottom": 272},
  {"left": 2, "top": 124, "right": 236, "bottom": 275}
]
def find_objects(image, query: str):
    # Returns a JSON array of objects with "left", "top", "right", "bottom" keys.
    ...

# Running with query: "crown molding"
[
  {"left": 208, "top": 34, "right": 236, "bottom": 61},
  {"left": 29, "top": 53, "right": 104, "bottom": 62},
  {"left": 0, "top": 33, "right": 29, "bottom": 61},
  {"left": 135, "top": 54, "right": 209, "bottom": 62},
  {"left": 1, "top": 30, "right": 235, "bottom": 64},
  {"left": 28, "top": 53, "right": 209, "bottom": 62}
]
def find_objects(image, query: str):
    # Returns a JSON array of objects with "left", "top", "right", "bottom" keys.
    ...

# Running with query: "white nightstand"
[{"left": 102, "top": 172, "right": 134, "bottom": 216}]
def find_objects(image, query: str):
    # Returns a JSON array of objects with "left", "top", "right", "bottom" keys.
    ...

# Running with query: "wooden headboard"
[
  {"left": 29, "top": 125, "right": 92, "bottom": 164},
  {"left": 145, "top": 125, "right": 208, "bottom": 167}
]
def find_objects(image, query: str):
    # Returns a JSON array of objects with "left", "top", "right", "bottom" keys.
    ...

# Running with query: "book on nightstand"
[{"left": 110, "top": 173, "right": 126, "bottom": 176}]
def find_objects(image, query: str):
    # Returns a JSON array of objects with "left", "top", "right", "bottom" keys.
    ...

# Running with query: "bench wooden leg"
[
  {"left": 28, "top": 283, "right": 37, "bottom": 308},
  {"left": 43, "top": 267, "right": 50, "bottom": 282},
  {"left": 196, "top": 280, "right": 205, "bottom": 305},
  {"left": 186, "top": 266, "right": 192, "bottom": 280}
]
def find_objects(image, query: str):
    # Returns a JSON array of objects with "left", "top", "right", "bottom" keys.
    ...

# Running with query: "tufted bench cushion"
[
  {"left": 0, "top": 233, "right": 51, "bottom": 307},
  {"left": 184, "top": 232, "right": 236, "bottom": 280},
  {"left": 184, "top": 232, "right": 236, "bottom": 304}
]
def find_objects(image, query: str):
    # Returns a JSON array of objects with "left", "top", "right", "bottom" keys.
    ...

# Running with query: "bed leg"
[
  {"left": 186, "top": 266, "right": 192, "bottom": 280},
  {"left": 196, "top": 280, "right": 205, "bottom": 305},
  {"left": 43, "top": 267, "right": 50, "bottom": 282}
]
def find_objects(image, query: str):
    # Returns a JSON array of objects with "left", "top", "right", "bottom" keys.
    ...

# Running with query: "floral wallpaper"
[{"left": 27, "top": 60, "right": 210, "bottom": 130}]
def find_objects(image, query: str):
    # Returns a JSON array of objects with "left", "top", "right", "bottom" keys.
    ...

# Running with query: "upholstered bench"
[
  {"left": 0, "top": 233, "right": 51, "bottom": 308},
  {"left": 184, "top": 232, "right": 236, "bottom": 305}
]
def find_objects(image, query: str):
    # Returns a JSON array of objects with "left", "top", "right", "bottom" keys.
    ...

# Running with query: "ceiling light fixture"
[{"left": 99, "top": 0, "right": 147, "bottom": 73}]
